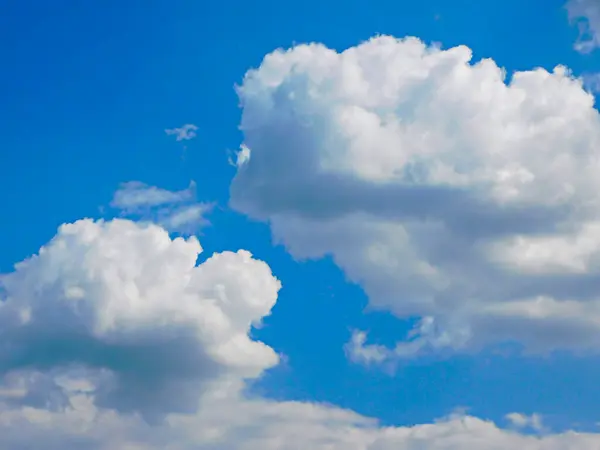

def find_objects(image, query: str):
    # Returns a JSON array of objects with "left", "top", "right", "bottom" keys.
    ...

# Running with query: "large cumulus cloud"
[
  {"left": 0, "top": 218, "right": 279, "bottom": 421},
  {"left": 231, "top": 35, "right": 600, "bottom": 361}
]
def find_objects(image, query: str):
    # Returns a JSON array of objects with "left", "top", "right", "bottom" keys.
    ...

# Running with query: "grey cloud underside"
[
  {"left": 233, "top": 156, "right": 600, "bottom": 317},
  {"left": 232, "top": 148, "right": 570, "bottom": 238},
  {"left": 0, "top": 330, "right": 222, "bottom": 421},
  {"left": 231, "top": 131, "right": 600, "bottom": 317}
]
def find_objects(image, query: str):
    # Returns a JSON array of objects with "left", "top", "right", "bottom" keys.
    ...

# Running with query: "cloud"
[
  {"left": 228, "top": 144, "right": 252, "bottom": 168},
  {"left": 111, "top": 181, "right": 212, "bottom": 233},
  {"left": 567, "top": 0, "right": 600, "bottom": 53},
  {"left": 345, "top": 331, "right": 391, "bottom": 366},
  {"left": 582, "top": 73, "right": 600, "bottom": 93},
  {"left": 1, "top": 213, "right": 600, "bottom": 447},
  {"left": 230, "top": 35, "right": 600, "bottom": 362},
  {"left": 161, "top": 204, "right": 211, "bottom": 232},
  {"left": 1, "top": 395, "right": 600, "bottom": 449},
  {"left": 0, "top": 219, "right": 280, "bottom": 422},
  {"left": 506, "top": 412, "right": 545, "bottom": 432},
  {"left": 165, "top": 124, "right": 198, "bottom": 141},
  {"left": 346, "top": 317, "right": 469, "bottom": 368},
  {"left": 111, "top": 181, "right": 195, "bottom": 212}
]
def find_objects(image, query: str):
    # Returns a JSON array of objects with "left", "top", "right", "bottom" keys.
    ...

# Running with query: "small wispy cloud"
[
  {"left": 160, "top": 203, "right": 212, "bottom": 234},
  {"left": 227, "top": 144, "right": 251, "bottom": 168},
  {"left": 505, "top": 412, "right": 545, "bottom": 433},
  {"left": 110, "top": 181, "right": 212, "bottom": 234},
  {"left": 567, "top": 0, "right": 600, "bottom": 53},
  {"left": 582, "top": 72, "right": 600, "bottom": 92},
  {"left": 345, "top": 317, "right": 470, "bottom": 369},
  {"left": 110, "top": 181, "right": 195, "bottom": 212},
  {"left": 165, "top": 123, "right": 198, "bottom": 141}
]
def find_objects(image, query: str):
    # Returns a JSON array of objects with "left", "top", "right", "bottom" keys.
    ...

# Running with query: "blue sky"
[{"left": 3, "top": 0, "right": 600, "bottom": 448}]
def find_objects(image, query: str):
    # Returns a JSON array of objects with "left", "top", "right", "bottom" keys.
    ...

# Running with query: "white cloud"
[
  {"left": 506, "top": 412, "right": 545, "bottom": 432},
  {"left": 111, "top": 181, "right": 195, "bottom": 211},
  {"left": 165, "top": 124, "right": 198, "bottom": 141},
  {"left": 162, "top": 204, "right": 211, "bottom": 232},
  {"left": 236, "top": 144, "right": 252, "bottom": 167},
  {"left": 1, "top": 216, "right": 600, "bottom": 447},
  {"left": 228, "top": 144, "right": 252, "bottom": 168},
  {"left": 111, "top": 181, "right": 212, "bottom": 233},
  {"left": 345, "top": 331, "right": 390, "bottom": 366},
  {"left": 346, "top": 317, "right": 470, "bottom": 367},
  {"left": 231, "top": 35, "right": 600, "bottom": 362},
  {"left": 1, "top": 394, "right": 600, "bottom": 449},
  {"left": 0, "top": 219, "right": 279, "bottom": 422},
  {"left": 567, "top": 0, "right": 600, "bottom": 53}
]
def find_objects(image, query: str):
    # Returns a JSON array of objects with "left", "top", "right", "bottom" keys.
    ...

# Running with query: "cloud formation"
[
  {"left": 111, "top": 181, "right": 196, "bottom": 211},
  {"left": 111, "top": 181, "right": 212, "bottom": 233},
  {"left": 1, "top": 394, "right": 600, "bottom": 449},
  {"left": 231, "top": 35, "right": 600, "bottom": 362},
  {"left": 0, "top": 212, "right": 600, "bottom": 447},
  {"left": 567, "top": 0, "right": 600, "bottom": 53},
  {"left": 0, "top": 219, "right": 279, "bottom": 421},
  {"left": 506, "top": 412, "right": 545, "bottom": 432},
  {"left": 165, "top": 124, "right": 199, "bottom": 141},
  {"left": 582, "top": 72, "right": 600, "bottom": 93}
]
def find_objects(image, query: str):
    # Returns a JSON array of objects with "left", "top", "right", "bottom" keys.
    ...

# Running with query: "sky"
[{"left": 2, "top": 0, "right": 600, "bottom": 448}]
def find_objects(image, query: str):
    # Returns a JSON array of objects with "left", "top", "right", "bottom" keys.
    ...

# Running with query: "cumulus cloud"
[
  {"left": 165, "top": 124, "right": 198, "bottom": 141},
  {"left": 0, "top": 219, "right": 280, "bottom": 422},
  {"left": 0, "top": 212, "right": 599, "bottom": 447},
  {"left": 567, "top": 0, "right": 600, "bottom": 53},
  {"left": 111, "top": 181, "right": 212, "bottom": 233},
  {"left": 231, "top": 35, "right": 600, "bottom": 362}
]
